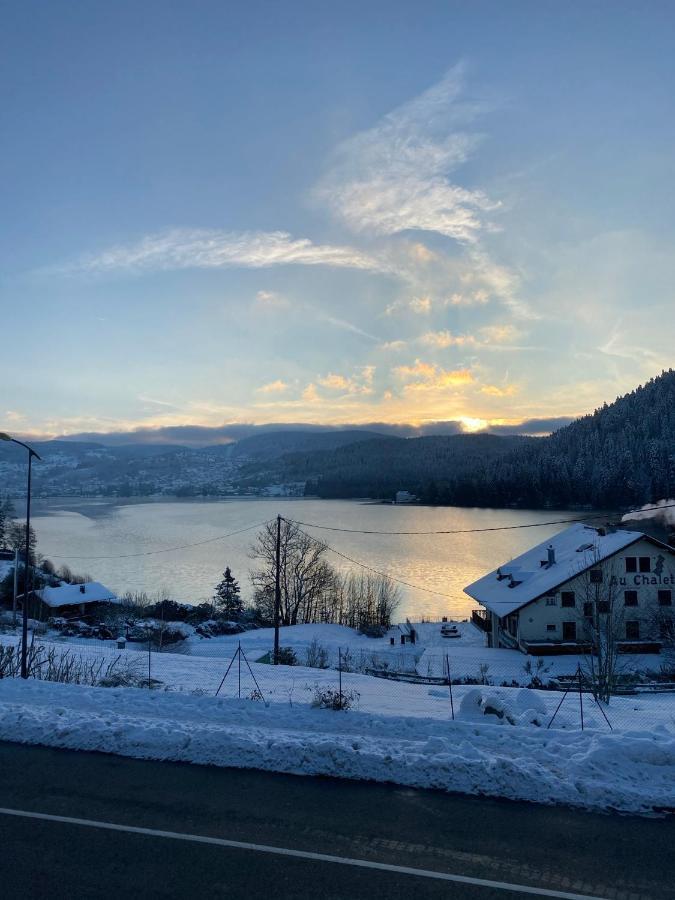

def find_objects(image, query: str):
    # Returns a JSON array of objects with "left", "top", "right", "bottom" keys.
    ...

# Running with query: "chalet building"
[
  {"left": 465, "top": 524, "right": 674, "bottom": 655},
  {"left": 31, "top": 581, "right": 120, "bottom": 621}
]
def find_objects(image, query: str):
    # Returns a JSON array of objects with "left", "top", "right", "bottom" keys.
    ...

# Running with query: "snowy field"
[
  {"left": 0, "top": 619, "right": 674, "bottom": 815},
  {"left": 22, "top": 619, "right": 671, "bottom": 685}
]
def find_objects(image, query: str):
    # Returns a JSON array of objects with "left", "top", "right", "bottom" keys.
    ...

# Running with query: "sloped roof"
[
  {"left": 463, "top": 524, "right": 659, "bottom": 618},
  {"left": 36, "top": 581, "right": 119, "bottom": 609}
]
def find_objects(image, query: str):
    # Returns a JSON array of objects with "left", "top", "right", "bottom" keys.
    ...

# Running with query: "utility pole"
[
  {"left": 12, "top": 548, "right": 18, "bottom": 628},
  {"left": 274, "top": 515, "right": 281, "bottom": 664},
  {"left": 21, "top": 448, "right": 34, "bottom": 678}
]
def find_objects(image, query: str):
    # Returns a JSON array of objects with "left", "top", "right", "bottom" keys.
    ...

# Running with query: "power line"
[
  {"left": 284, "top": 503, "right": 675, "bottom": 537},
  {"left": 289, "top": 520, "right": 463, "bottom": 605},
  {"left": 43, "top": 520, "right": 269, "bottom": 561}
]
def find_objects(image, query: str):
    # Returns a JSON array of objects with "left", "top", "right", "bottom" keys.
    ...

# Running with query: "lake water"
[{"left": 30, "top": 498, "right": 580, "bottom": 620}]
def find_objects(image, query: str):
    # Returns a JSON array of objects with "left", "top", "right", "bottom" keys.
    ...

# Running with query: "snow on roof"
[
  {"left": 36, "top": 581, "right": 119, "bottom": 609},
  {"left": 463, "top": 524, "right": 653, "bottom": 618}
]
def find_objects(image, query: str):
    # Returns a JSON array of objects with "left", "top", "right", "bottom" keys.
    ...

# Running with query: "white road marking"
[{"left": 0, "top": 805, "right": 608, "bottom": 899}]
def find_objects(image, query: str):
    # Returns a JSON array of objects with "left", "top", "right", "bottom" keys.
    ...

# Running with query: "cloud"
[
  {"left": 137, "top": 394, "right": 179, "bottom": 409},
  {"left": 419, "top": 329, "right": 476, "bottom": 349},
  {"left": 64, "top": 229, "right": 389, "bottom": 276},
  {"left": 255, "top": 289, "right": 288, "bottom": 307},
  {"left": 378, "top": 340, "right": 407, "bottom": 351},
  {"left": 317, "top": 367, "right": 375, "bottom": 396},
  {"left": 393, "top": 360, "right": 474, "bottom": 392},
  {"left": 478, "top": 324, "right": 522, "bottom": 344},
  {"left": 4, "top": 410, "right": 27, "bottom": 423},
  {"left": 315, "top": 65, "right": 497, "bottom": 241},
  {"left": 319, "top": 315, "right": 380, "bottom": 342},
  {"left": 256, "top": 380, "right": 289, "bottom": 394},
  {"left": 480, "top": 383, "right": 517, "bottom": 397},
  {"left": 302, "top": 383, "right": 320, "bottom": 403},
  {"left": 487, "top": 416, "right": 574, "bottom": 436},
  {"left": 409, "top": 296, "right": 432, "bottom": 314}
]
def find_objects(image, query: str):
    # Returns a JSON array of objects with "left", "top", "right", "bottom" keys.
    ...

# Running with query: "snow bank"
[{"left": 0, "top": 679, "right": 673, "bottom": 816}]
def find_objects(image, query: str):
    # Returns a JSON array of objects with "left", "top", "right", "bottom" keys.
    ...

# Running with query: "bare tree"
[
  {"left": 577, "top": 556, "right": 625, "bottom": 703},
  {"left": 249, "top": 520, "right": 333, "bottom": 625}
]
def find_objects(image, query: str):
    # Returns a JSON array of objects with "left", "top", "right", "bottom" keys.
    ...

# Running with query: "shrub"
[
  {"left": 311, "top": 685, "right": 360, "bottom": 711},
  {"left": 276, "top": 646, "right": 298, "bottom": 666},
  {"left": 305, "top": 637, "right": 329, "bottom": 669}
]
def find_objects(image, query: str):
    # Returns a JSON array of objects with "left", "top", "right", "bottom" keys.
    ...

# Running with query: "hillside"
[
  {"left": 237, "top": 433, "right": 532, "bottom": 499},
  {"left": 237, "top": 370, "right": 675, "bottom": 509}
]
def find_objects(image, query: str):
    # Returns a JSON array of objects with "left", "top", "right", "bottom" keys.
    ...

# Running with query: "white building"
[{"left": 464, "top": 524, "right": 674, "bottom": 655}]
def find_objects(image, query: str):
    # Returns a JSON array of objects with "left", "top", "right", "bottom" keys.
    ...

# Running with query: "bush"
[
  {"left": 143, "top": 599, "right": 192, "bottom": 622},
  {"left": 305, "top": 637, "right": 329, "bottom": 669},
  {"left": 311, "top": 685, "right": 360, "bottom": 711},
  {"left": 195, "top": 619, "right": 245, "bottom": 638},
  {"left": 276, "top": 646, "right": 297, "bottom": 666}
]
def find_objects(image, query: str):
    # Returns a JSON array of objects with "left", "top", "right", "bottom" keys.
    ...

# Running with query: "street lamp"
[{"left": 0, "top": 432, "right": 41, "bottom": 678}]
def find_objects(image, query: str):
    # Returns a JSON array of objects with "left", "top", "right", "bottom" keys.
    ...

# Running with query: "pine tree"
[{"left": 213, "top": 566, "right": 243, "bottom": 619}]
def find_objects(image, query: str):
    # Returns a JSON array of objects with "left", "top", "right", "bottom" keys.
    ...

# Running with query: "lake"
[{"left": 30, "top": 498, "right": 581, "bottom": 620}]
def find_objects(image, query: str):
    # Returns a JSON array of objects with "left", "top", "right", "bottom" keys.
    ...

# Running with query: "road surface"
[{"left": 0, "top": 742, "right": 671, "bottom": 899}]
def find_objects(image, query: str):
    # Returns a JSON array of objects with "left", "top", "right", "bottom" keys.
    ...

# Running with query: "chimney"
[
  {"left": 547, "top": 545, "right": 556, "bottom": 566},
  {"left": 79, "top": 584, "right": 85, "bottom": 594}
]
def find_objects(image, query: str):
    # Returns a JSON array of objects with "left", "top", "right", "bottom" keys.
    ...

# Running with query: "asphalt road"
[{"left": 0, "top": 742, "right": 671, "bottom": 899}]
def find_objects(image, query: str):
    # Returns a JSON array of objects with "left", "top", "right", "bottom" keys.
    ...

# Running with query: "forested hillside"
[
  {"left": 456, "top": 370, "right": 674, "bottom": 509},
  {"left": 259, "top": 371, "right": 674, "bottom": 509},
  {"left": 238, "top": 434, "right": 532, "bottom": 499}
]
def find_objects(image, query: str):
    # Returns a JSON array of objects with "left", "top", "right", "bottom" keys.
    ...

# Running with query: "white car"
[{"left": 440, "top": 623, "right": 460, "bottom": 638}]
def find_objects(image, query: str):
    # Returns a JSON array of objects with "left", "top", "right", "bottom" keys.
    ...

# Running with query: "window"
[
  {"left": 545, "top": 597, "right": 557, "bottom": 606},
  {"left": 625, "top": 557, "right": 637, "bottom": 573},
  {"left": 624, "top": 590, "right": 638, "bottom": 607},
  {"left": 546, "top": 624, "right": 556, "bottom": 633},
  {"left": 659, "top": 590, "right": 672, "bottom": 607},
  {"left": 590, "top": 569, "right": 603, "bottom": 584},
  {"left": 583, "top": 602, "right": 593, "bottom": 617},
  {"left": 625, "top": 621, "right": 640, "bottom": 641},
  {"left": 639, "top": 557, "right": 651, "bottom": 573},
  {"left": 562, "top": 621, "right": 577, "bottom": 641},
  {"left": 596, "top": 600, "right": 610, "bottom": 614},
  {"left": 561, "top": 591, "right": 575, "bottom": 608}
]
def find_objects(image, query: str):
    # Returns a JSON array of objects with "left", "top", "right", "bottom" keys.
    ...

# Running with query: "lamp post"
[{"left": 0, "top": 433, "right": 41, "bottom": 678}]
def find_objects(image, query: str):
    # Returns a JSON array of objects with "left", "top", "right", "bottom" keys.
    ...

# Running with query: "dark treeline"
[{"left": 294, "top": 371, "right": 675, "bottom": 509}]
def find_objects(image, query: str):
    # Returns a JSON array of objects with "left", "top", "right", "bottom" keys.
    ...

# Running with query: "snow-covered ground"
[
  {"left": 0, "top": 620, "right": 673, "bottom": 815},
  {"left": 28, "top": 618, "right": 671, "bottom": 685},
  {"left": 0, "top": 677, "right": 673, "bottom": 816}
]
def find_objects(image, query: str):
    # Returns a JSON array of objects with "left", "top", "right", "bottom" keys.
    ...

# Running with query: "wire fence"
[{"left": 1, "top": 621, "right": 673, "bottom": 734}]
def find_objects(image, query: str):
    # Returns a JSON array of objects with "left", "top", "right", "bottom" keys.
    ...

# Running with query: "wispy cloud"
[
  {"left": 419, "top": 329, "right": 476, "bottom": 348},
  {"left": 315, "top": 64, "right": 497, "bottom": 242},
  {"left": 64, "top": 229, "right": 389, "bottom": 276},
  {"left": 319, "top": 315, "right": 380, "bottom": 342},
  {"left": 256, "top": 380, "right": 289, "bottom": 394},
  {"left": 317, "top": 366, "right": 375, "bottom": 396}
]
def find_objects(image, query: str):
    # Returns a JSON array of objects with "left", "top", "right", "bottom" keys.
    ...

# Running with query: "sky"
[{"left": 1, "top": 0, "right": 674, "bottom": 440}]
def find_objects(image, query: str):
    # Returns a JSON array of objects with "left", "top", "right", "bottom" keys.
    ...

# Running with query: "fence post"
[
  {"left": 338, "top": 646, "right": 343, "bottom": 710},
  {"left": 147, "top": 631, "right": 152, "bottom": 690},
  {"left": 577, "top": 665, "right": 584, "bottom": 731},
  {"left": 238, "top": 641, "right": 241, "bottom": 699},
  {"left": 445, "top": 654, "right": 455, "bottom": 720}
]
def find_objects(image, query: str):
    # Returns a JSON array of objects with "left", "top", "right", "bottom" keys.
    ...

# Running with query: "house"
[
  {"left": 464, "top": 523, "right": 675, "bottom": 655},
  {"left": 31, "top": 581, "right": 120, "bottom": 621}
]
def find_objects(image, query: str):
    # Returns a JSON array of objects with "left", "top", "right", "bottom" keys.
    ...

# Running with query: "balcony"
[{"left": 471, "top": 608, "right": 491, "bottom": 633}]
